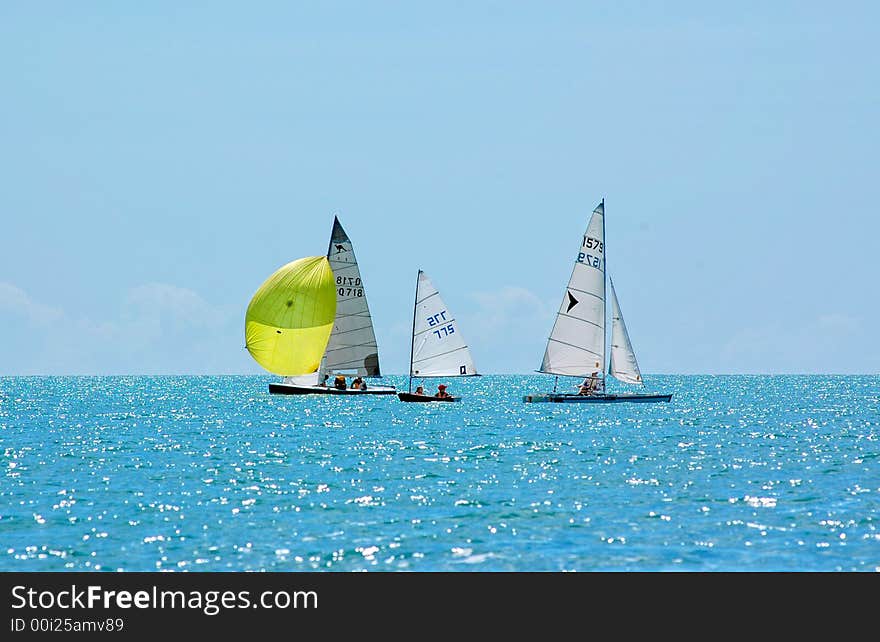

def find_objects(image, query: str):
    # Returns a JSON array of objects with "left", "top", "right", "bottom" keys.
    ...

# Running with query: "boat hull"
[
  {"left": 269, "top": 383, "right": 397, "bottom": 396},
  {"left": 522, "top": 392, "right": 672, "bottom": 403},
  {"left": 397, "top": 392, "right": 460, "bottom": 403}
]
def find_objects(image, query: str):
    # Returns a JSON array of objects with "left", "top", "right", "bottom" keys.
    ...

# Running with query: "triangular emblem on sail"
[
  {"left": 410, "top": 271, "right": 477, "bottom": 377},
  {"left": 540, "top": 201, "right": 605, "bottom": 376},
  {"left": 323, "top": 217, "right": 381, "bottom": 376},
  {"left": 608, "top": 278, "right": 643, "bottom": 384}
]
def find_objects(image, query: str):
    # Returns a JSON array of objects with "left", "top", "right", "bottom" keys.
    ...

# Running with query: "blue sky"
[{"left": 1, "top": 2, "right": 877, "bottom": 375}]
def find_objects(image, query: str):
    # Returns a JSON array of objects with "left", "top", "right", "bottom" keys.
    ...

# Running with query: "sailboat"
[
  {"left": 268, "top": 216, "right": 396, "bottom": 395},
  {"left": 245, "top": 256, "right": 337, "bottom": 386},
  {"left": 397, "top": 270, "right": 478, "bottom": 402},
  {"left": 523, "top": 199, "right": 672, "bottom": 403}
]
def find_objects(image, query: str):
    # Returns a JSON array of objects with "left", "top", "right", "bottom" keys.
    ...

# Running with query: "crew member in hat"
[{"left": 435, "top": 384, "right": 451, "bottom": 399}]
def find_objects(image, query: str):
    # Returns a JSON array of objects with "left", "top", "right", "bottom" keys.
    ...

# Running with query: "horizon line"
[{"left": 2, "top": 372, "right": 877, "bottom": 378}]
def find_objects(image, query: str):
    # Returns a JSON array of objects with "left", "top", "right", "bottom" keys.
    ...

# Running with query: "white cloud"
[
  {"left": 0, "top": 282, "right": 249, "bottom": 374},
  {"left": 719, "top": 314, "right": 867, "bottom": 374},
  {"left": 124, "top": 283, "right": 217, "bottom": 329},
  {"left": 0, "top": 282, "right": 64, "bottom": 325},
  {"left": 467, "top": 286, "right": 551, "bottom": 333},
  {"left": 816, "top": 313, "right": 861, "bottom": 333},
  {"left": 459, "top": 286, "right": 554, "bottom": 373}
]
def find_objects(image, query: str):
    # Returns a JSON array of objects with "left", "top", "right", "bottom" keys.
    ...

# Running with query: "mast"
[
  {"left": 601, "top": 196, "right": 607, "bottom": 385},
  {"left": 408, "top": 270, "right": 421, "bottom": 393}
]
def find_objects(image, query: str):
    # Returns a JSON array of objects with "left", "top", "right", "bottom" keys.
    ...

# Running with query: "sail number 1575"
[
  {"left": 577, "top": 237, "right": 604, "bottom": 269},
  {"left": 582, "top": 236, "right": 603, "bottom": 252}
]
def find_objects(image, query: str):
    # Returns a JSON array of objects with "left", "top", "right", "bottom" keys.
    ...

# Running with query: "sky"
[{"left": 1, "top": 2, "right": 877, "bottom": 375}]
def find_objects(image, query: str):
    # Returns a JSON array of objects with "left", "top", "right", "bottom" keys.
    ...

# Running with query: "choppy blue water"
[{"left": 1, "top": 375, "right": 878, "bottom": 572}]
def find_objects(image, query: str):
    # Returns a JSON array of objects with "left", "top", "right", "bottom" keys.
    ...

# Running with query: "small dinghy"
[
  {"left": 397, "top": 391, "right": 460, "bottom": 403},
  {"left": 397, "top": 270, "right": 477, "bottom": 403}
]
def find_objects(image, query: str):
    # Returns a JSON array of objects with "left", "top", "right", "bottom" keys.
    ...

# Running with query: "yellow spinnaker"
[{"left": 245, "top": 256, "right": 337, "bottom": 376}]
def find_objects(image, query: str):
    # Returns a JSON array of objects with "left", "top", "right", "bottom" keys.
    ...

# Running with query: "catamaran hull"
[
  {"left": 397, "top": 392, "right": 460, "bottom": 403},
  {"left": 269, "top": 383, "right": 397, "bottom": 396},
  {"left": 522, "top": 393, "right": 672, "bottom": 403}
]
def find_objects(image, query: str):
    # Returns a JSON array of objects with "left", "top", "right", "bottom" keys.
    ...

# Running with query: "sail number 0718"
[{"left": 336, "top": 276, "right": 363, "bottom": 297}]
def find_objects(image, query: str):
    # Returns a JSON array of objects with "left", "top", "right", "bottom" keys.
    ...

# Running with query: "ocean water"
[{"left": 1, "top": 375, "right": 877, "bottom": 572}]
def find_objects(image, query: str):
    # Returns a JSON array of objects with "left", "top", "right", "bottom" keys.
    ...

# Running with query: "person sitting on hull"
[
  {"left": 414, "top": 385, "right": 425, "bottom": 395},
  {"left": 435, "top": 384, "right": 451, "bottom": 399},
  {"left": 334, "top": 375, "right": 347, "bottom": 390},
  {"left": 578, "top": 372, "right": 603, "bottom": 396}
]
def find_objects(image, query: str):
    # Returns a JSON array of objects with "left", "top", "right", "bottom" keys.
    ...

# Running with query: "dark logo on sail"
[
  {"left": 335, "top": 244, "right": 346, "bottom": 253},
  {"left": 566, "top": 291, "right": 579, "bottom": 312},
  {"left": 460, "top": 366, "right": 467, "bottom": 375}
]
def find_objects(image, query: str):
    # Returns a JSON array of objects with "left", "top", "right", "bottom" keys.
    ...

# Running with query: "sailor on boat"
[
  {"left": 578, "top": 372, "right": 604, "bottom": 395},
  {"left": 434, "top": 384, "right": 451, "bottom": 399}
]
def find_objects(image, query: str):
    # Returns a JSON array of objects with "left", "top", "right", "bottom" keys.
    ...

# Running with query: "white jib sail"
[
  {"left": 608, "top": 278, "right": 643, "bottom": 385},
  {"left": 410, "top": 271, "right": 477, "bottom": 377},
  {"left": 323, "top": 217, "right": 382, "bottom": 376},
  {"left": 540, "top": 201, "right": 606, "bottom": 377}
]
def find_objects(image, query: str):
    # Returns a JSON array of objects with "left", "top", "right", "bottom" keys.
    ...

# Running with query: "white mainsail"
[
  {"left": 608, "top": 278, "right": 643, "bottom": 385},
  {"left": 323, "top": 216, "right": 382, "bottom": 376},
  {"left": 410, "top": 270, "right": 477, "bottom": 377},
  {"left": 540, "top": 200, "right": 606, "bottom": 377}
]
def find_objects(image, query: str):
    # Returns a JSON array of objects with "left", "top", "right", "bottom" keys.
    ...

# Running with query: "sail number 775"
[{"left": 427, "top": 310, "right": 455, "bottom": 340}]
